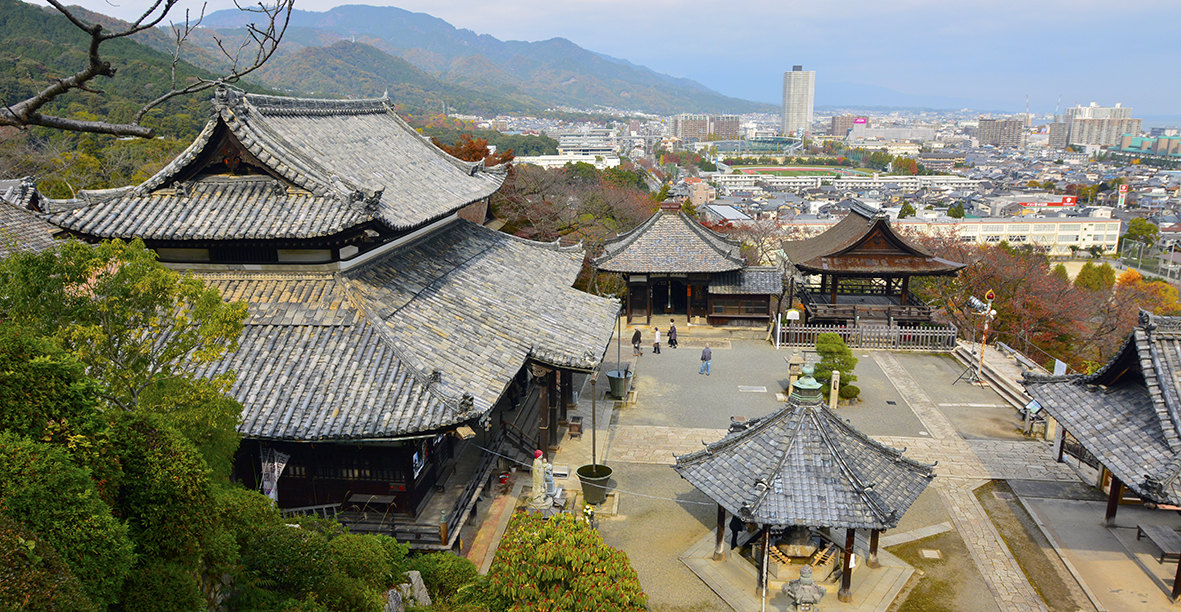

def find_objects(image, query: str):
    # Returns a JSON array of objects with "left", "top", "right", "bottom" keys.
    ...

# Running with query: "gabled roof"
[
  {"left": 0, "top": 197, "right": 59, "bottom": 258},
  {"left": 1024, "top": 311, "right": 1181, "bottom": 505},
  {"left": 779, "top": 201, "right": 965, "bottom": 276},
  {"left": 709, "top": 266, "right": 783, "bottom": 295},
  {"left": 190, "top": 219, "right": 620, "bottom": 441},
  {"left": 673, "top": 385, "right": 934, "bottom": 530},
  {"left": 593, "top": 206, "right": 745, "bottom": 274},
  {"left": 45, "top": 89, "right": 505, "bottom": 241}
]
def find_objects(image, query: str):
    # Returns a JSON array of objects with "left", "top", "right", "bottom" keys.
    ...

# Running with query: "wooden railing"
[{"left": 778, "top": 323, "right": 958, "bottom": 351}]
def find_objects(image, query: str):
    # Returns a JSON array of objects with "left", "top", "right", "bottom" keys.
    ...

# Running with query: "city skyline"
[{"left": 52, "top": 0, "right": 1181, "bottom": 119}]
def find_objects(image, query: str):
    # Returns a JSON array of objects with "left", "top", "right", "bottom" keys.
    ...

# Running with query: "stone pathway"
[
  {"left": 873, "top": 352, "right": 1050, "bottom": 612},
  {"left": 608, "top": 425, "right": 728, "bottom": 465}
]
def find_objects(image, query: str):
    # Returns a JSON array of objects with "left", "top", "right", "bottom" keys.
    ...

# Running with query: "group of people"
[
  {"left": 629, "top": 320, "right": 712, "bottom": 376},
  {"left": 631, "top": 319, "right": 678, "bottom": 356}
]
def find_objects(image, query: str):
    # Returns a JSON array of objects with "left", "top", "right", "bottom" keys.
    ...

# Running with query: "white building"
[
  {"left": 782, "top": 65, "right": 815, "bottom": 138},
  {"left": 514, "top": 154, "right": 621, "bottom": 170}
]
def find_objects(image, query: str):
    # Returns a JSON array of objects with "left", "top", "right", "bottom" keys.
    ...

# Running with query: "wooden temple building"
[
  {"left": 1023, "top": 311, "right": 1181, "bottom": 599},
  {"left": 673, "top": 366, "right": 935, "bottom": 602},
  {"left": 779, "top": 201, "right": 964, "bottom": 326},
  {"left": 27, "top": 88, "right": 621, "bottom": 549},
  {"left": 594, "top": 202, "right": 782, "bottom": 326}
]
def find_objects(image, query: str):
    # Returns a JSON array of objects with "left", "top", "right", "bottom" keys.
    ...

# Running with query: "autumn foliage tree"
[
  {"left": 432, "top": 133, "right": 515, "bottom": 165},
  {"left": 485, "top": 513, "right": 647, "bottom": 612}
]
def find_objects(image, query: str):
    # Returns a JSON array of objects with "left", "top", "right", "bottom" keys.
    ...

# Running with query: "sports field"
[{"left": 733, "top": 166, "right": 873, "bottom": 177}]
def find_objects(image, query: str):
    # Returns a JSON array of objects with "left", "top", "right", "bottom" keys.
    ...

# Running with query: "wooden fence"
[{"left": 776, "top": 322, "right": 958, "bottom": 351}]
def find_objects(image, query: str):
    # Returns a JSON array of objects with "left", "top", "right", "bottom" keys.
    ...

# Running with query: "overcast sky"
[{"left": 77, "top": 0, "right": 1181, "bottom": 117}]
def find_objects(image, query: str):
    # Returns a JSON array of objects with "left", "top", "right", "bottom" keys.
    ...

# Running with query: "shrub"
[
  {"left": 814, "top": 333, "right": 858, "bottom": 388},
  {"left": 120, "top": 561, "right": 205, "bottom": 612},
  {"left": 111, "top": 412, "right": 215, "bottom": 568},
  {"left": 0, "top": 324, "right": 100, "bottom": 443},
  {"left": 0, "top": 514, "right": 97, "bottom": 612},
  {"left": 487, "top": 513, "right": 646, "bottom": 612},
  {"left": 409, "top": 552, "right": 480, "bottom": 602},
  {"left": 0, "top": 433, "right": 133, "bottom": 609},
  {"left": 838, "top": 384, "right": 861, "bottom": 401},
  {"left": 244, "top": 525, "right": 333, "bottom": 597},
  {"left": 212, "top": 483, "right": 283, "bottom": 551}
]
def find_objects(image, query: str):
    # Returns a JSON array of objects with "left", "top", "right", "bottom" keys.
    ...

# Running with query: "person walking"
[
  {"left": 699, "top": 343, "right": 712, "bottom": 376},
  {"left": 668, "top": 320, "right": 678, "bottom": 349},
  {"left": 653, "top": 328, "right": 662, "bottom": 354},
  {"left": 632, "top": 328, "right": 642, "bottom": 356}
]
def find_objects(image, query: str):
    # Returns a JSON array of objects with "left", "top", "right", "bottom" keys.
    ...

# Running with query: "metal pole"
[{"left": 591, "top": 377, "right": 597, "bottom": 471}]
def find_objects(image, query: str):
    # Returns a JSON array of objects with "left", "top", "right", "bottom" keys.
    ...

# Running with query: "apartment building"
[
  {"left": 978, "top": 118, "right": 1027, "bottom": 148},
  {"left": 782, "top": 65, "right": 815, "bottom": 137}
]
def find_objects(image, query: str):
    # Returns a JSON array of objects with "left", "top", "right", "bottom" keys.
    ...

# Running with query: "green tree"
[
  {"left": 899, "top": 202, "right": 916, "bottom": 219},
  {"left": 0, "top": 433, "right": 135, "bottom": 609},
  {"left": 1122, "top": 218, "right": 1159, "bottom": 249},
  {"left": 814, "top": 333, "right": 858, "bottom": 390},
  {"left": 0, "top": 240, "right": 248, "bottom": 411},
  {"left": 0, "top": 514, "right": 97, "bottom": 612},
  {"left": 947, "top": 203, "right": 966, "bottom": 219},
  {"left": 485, "top": 513, "right": 647, "bottom": 611}
]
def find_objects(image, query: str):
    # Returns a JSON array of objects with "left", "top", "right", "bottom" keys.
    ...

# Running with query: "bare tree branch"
[{"left": 0, "top": 0, "right": 293, "bottom": 138}]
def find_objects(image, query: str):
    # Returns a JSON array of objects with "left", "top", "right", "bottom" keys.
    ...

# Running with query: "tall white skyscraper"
[{"left": 782, "top": 65, "right": 815, "bottom": 138}]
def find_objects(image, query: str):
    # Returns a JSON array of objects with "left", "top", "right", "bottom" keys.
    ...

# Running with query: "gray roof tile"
[
  {"left": 594, "top": 207, "right": 745, "bottom": 274},
  {"left": 710, "top": 266, "right": 784, "bottom": 295},
  {"left": 44, "top": 91, "right": 505, "bottom": 240},
  {"left": 673, "top": 392, "right": 934, "bottom": 529},
  {"left": 0, "top": 198, "right": 58, "bottom": 257}
]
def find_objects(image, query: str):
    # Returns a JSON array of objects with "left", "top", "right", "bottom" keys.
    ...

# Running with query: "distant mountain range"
[{"left": 190, "top": 4, "right": 776, "bottom": 116}]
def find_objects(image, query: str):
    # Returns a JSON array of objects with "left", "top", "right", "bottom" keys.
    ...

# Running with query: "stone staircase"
[{"left": 952, "top": 341, "right": 1044, "bottom": 411}]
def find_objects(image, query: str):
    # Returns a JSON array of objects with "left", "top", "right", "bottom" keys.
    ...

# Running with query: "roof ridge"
[
  {"left": 594, "top": 208, "right": 663, "bottom": 264},
  {"left": 1143, "top": 326, "right": 1181, "bottom": 452},
  {"left": 749, "top": 404, "right": 805, "bottom": 516},
  {"left": 679, "top": 213, "right": 746, "bottom": 265}
]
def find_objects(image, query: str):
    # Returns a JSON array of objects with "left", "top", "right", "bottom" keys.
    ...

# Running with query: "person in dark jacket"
[
  {"left": 632, "top": 328, "right": 642, "bottom": 356},
  {"left": 700, "top": 344, "right": 712, "bottom": 375},
  {"left": 668, "top": 319, "right": 678, "bottom": 348}
]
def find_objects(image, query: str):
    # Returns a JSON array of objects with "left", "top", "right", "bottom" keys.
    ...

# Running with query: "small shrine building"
[
  {"left": 779, "top": 201, "right": 964, "bottom": 326},
  {"left": 593, "top": 202, "right": 782, "bottom": 327},
  {"left": 673, "top": 367, "right": 935, "bottom": 602}
]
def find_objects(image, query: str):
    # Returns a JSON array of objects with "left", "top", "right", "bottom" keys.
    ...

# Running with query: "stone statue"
[
  {"left": 783, "top": 565, "right": 826, "bottom": 611},
  {"left": 544, "top": 460, "right": 557, "bottom": 498},
  {"left": 528, "top": 450, "right": 552, "bottom": 509}
]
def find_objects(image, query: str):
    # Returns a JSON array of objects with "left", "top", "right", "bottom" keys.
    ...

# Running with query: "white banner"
[{"left": 260, "top": 448, "right": 290, "bottom": 503}]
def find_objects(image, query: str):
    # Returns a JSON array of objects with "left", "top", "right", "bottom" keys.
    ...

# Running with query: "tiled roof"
[
  {"left": 594, "top": 208, "right": 745, "bottom": 274},
  {"left": 346, "top": 220, "right": 620, "bottom": 414},
  {"left": 780, "top": 203, "right": 964, "bottom": 276},
  {"left": 45, "top": 90, "right": 505, "bottom": 240},
  {"left": 1023, "top": 311, "right": 1181, "bottom": 505},
  {"left": 673, "top": 391, "right": 935, "bottom": 529},
  {"left": 191, "top": 274, "right": 455, "bottom": 441},
  {"left": 0, "top": 177, "right": 40, "bottom": 211},
  {"left": 709, "top": 266, "right": 784, "bottom": 295},
  {"left": 0, "top": 198, "right": 58, "bottom": 257},
  {"left": 189, "top": 222, "right": 620, "bottom": 441},
  {"left": 45, "top": 176, "right": 366, "bottom": 241}
]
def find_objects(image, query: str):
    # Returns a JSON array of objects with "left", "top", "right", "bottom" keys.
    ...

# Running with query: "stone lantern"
[
  {"left": 787, "top": 350, "right": 805, "bottom": 388},
  {"left": 783, "top": 565, "right": 826, "bottom": 611}
]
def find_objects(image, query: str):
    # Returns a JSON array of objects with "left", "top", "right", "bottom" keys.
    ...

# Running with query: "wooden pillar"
[
  {"left": 757, "top": 528, "right": 770, "bottom": 597},
  {"left": 625, "top": 278, "right": 633, "bottom": 324},
  {"left": 830, "top": 274, "right": 839, "bottom": 305},
  {"left": 1104, "top": 473, "right": 1122, "bottom": 526},
  {"left": 900, "top": 276, "right": 910, "bottom": 306},
  {"left": 537, "top": 371, "right": 549, "bottom": 451},
  {"left": 713, "top": 505, "right": 726, "bottom": 561},
  {"left": 1053, "top": 426, "right": 1066, "bottom": 462},
  {"left": 838, "top": 527, "right": 855, "bottom": 602},
  {"left": 646, "top": 282, "right": 652, "bottom": 326},
  {"left": 559, "top": 370, "right": 572, "bottom": 425},
  {"left": 1172, "top": 555, "right": 1181, "bottom": 600},
  {"left": 547, "top": 373, "right": 559, "bottom": 450},
  {"left": 867, "top": 529, "right": 881, "bottom": 569}
]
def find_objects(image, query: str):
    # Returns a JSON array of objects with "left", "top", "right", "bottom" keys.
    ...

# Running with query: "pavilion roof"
[
  {"left": 1023, "top": 311, "right": 1181, "bottom": 505},
  {"left": 594, "top": 206, "right": 745, "bottom": 274},
  {"left": 779, "top": 201, "right": 964, "bottom": 276},
  {"left": 673, "top": 386, "right": 935, "bottom": 530},
  {"left": 192, "top": 219, "right": 620, "bottom": 441},
  {"left": 43, "top": 89, "right": 505, "bottom": 241}
]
